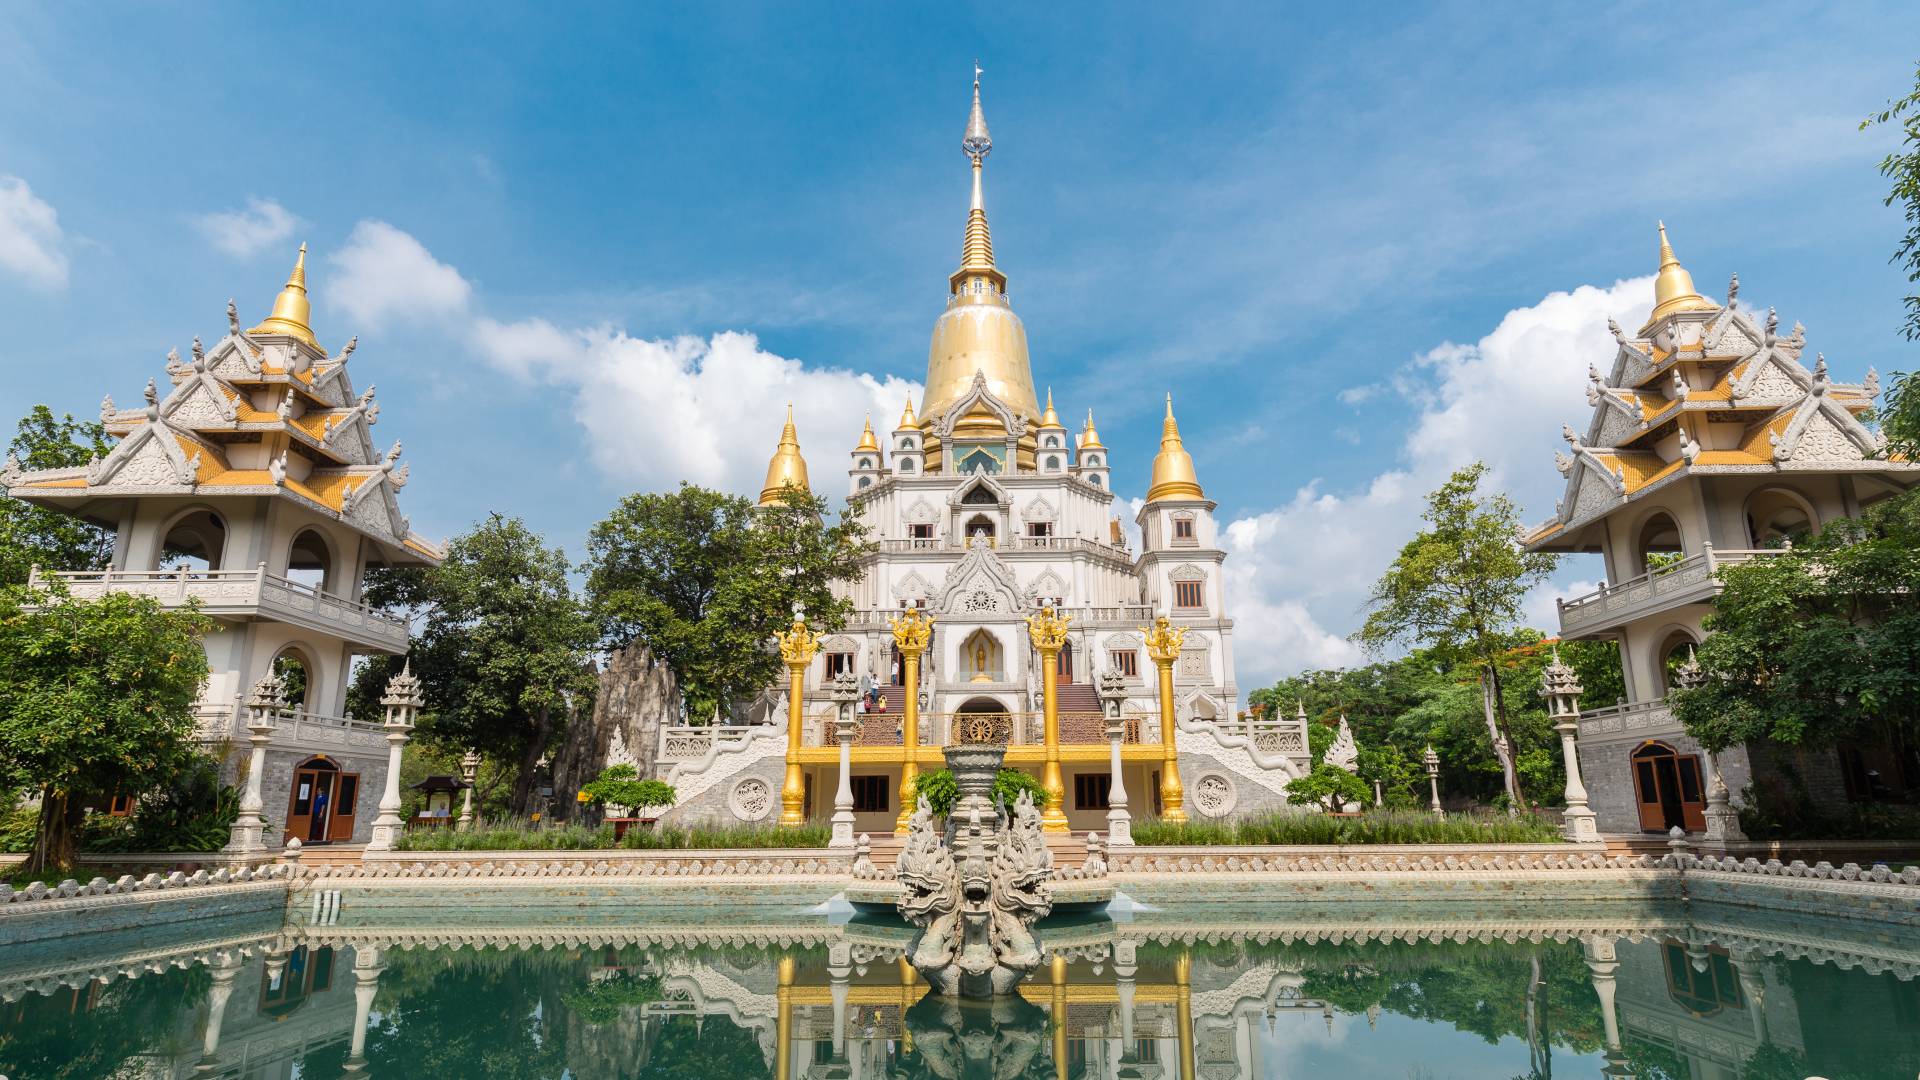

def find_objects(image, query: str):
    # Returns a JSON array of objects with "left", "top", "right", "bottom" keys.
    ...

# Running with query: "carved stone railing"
[
  {"left": 657, "top": 724, "right": 763, "bottom": 762},
  {"left": 1577, "top": 698, "right": 1676, "bottom": 744},
  {"left": 1251, "top": 729, "right": 1308, "bottom": 756},
  {"left": 1556, "top": 546, "right": 1780, "bottom": 635},
  {"left": 872, "top": 537, "right": 1135, "bottom": 561},
  {"left": 29, "top": 565, "right": 409, "bottom": 650},
  {"left": 279, "top": 709, "right": 388, "bottom": 751}
]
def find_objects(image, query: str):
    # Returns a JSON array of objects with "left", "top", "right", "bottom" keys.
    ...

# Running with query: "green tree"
[
  {"left": 1864, "top": 64, "right": 1920, "bottom": 460},
  {"left": 0, "top": 405, "right": 115, "bottom": 586},
  {"left": 1670, "top": 487, "right": 1920, "bottom": 759},
  {"left": 403, "top": 514, "right": 599, "bottom": 815},
  {"left": 0, "top": 582, "right": 212, "bottom": 874},
  {"left": 1355, "top": 464, "right": 1558, "bottom": 811},
  {"left": 1285, "top": 763, "right": 1373, "bottom": 812},
  {"left": 586, "top": 484, "right": 872, "bottom": 721}
]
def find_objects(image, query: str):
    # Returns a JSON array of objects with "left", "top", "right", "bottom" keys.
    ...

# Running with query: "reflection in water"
[{"left": 4, "top": 902, "right": 1920, "bottom": 1079}]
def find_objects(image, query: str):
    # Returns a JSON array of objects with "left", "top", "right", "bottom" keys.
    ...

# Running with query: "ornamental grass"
[
  {"left": 1127, "top": 808, "right": 1564, "bottom": 846},
  {"left": 392, "top": 818, "right": 833, "bottom": 852}
]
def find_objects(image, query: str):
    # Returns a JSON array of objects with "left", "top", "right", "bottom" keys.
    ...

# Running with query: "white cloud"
[
  {"left": 326, "top": 220, "right": 472, "bottom": 329},
  {"left": 193, "top": 197, "right": 300, "bottom": 258},
  {"left": 472, "top": 320, "right": 919, "bottom": 496},
  {"left": 1222, "top": 276, "right": 1656, "bottom": 686},
  {"left": 0, "top": 175, "right": 68, "bottom": 288},
  {"left": 1337, "top": 383, "right": 1385, "bottom": 406}
]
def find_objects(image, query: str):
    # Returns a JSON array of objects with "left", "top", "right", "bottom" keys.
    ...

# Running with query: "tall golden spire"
[
  {"left": 923, "top": 64, "right": 1039, "bottom": 434},
  {"left": 1040, "top": 387, "right": 1062, "bottom": 428},
  {"left": 1644, "top": 221, "right": 1716, "bottom": 329},
  {"left": 248, "top": 243, "right": 320, "bottom": 349},
  {"left": 758, "top": 403, "right": 812, "bottom": 506},
  {"left": 855, "top": 414, "right": 880, "bottom": 452},
  {"left": 1146, "top": 394, "right": 1205, "bottom": 502},
  {"left": 1080, "top": 409, "right": 1107, "bottom": 451},
  {"left": 898, "top": 392, "right": 919, "bottom": 430}
]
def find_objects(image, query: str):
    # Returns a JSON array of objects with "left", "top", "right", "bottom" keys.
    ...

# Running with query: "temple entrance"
[
  {"left": 285, "top": 756, "right": 360, "bottom": 844},
  {"left": 1631, "top": 742, "right": 1706, "bottom": 833}
]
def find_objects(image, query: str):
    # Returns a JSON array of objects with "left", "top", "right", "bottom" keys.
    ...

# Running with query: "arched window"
[
  {"left": 1636, "top": 512, "right": 1683, "bottom": 575},
  {"left": 272, "top": 648, "right": 314, "bottom": 713},
  {"left": 898, "top": 460, "right": 914, "bottom": 473},
  {"left": 961, "top": 484, "right": 998, "bottom": 506},
  {"left": 1045, "top": 455, "right": 1060, "bottom": 470},
  {"left": 898, "top": 437, "right": 914, "bottom": 450},
  {"left": 1044, "top": 435, "right": 1059, "bottom": 448},
  {"left": 965, "top": 513, "right": 996, "bottom": 542},
  {"left": 156, "top": 508, "right": 226, "bottom": 572},
  {"left": 859, "top": 457, "right": 872, "bottom": 469},
  {"left": 1745, "top": 488, "right": 1817, "bottom": 548},
  {"left": 1087, "top": 454, "right": 1102, "bottom": 468},
  {"left": 1089, "top": 474, "right": 1103, "bottom": 488},
  {"left": 287, "top": 528, "right": 335, "bottom": 593},
  {"left": 1658, "top": 629, "right": 1700, "bottom": 694},
  {"left": 858, "top": 476, "right": 872, "bottom": 489}
]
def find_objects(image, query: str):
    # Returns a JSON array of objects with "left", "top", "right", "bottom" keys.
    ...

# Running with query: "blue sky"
[{"left": 4, "top": 4, "right": 1918, "bottom": 686}]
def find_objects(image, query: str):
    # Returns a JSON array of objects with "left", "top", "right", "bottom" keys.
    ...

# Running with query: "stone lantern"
[
  {"left": 1540, "top": 648, "right": 1599, "bottom": 842},
  {"left": 225, "top": 674, "right": 286, "bottom": 854},
  {"left": 1423, "top": 745, "right": 1442, "bottom": 816},
  {"left": 828, "top": 671, "right": 861, "bottom": 850},
  {"left": 366, "top": 664, "right": 422, "bottom": 851},
  {"left": 458, "top": 748, "right": 480, "bottom": 830},
  {"left": 1097, "top": 668, "right": 1133, "bottom": 846}
]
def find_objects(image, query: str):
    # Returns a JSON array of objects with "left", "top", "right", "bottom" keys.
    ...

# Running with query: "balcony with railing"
[
  {"left": 1555, "top": 545, "right": 1781, "bottom": 636},
  {"left": 190, "top": 699, "right": 388, "bottom": 752},
  {"left": 808, "top": 711, "right": 1149, "bottom": 748},
  {"left": 28, "top": 564, "right": 410, "bottom": 651},
  {"left": 1575, "top": 697, "right": 1679, "bottom": 744},
  {"left": 874, "top": 535, "right": 1133, "bottom": 559}
]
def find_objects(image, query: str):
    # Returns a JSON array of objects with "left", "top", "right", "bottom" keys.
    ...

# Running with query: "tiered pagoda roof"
[{"left": 1526, "top": 226, "right": 1914, "bottom": 550}]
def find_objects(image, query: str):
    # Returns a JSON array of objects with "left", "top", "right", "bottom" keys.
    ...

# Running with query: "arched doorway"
[
  {"left": 155, "top": 508, "right": 226, "bottom": 572},
  {"left": 1636, "top": 512, "right": 1683, "bottom": 575},
  {"left": 1745, "top": 488, "right": 1817, "bottom": 548},
  {"left": 287, "top": 528, "right": 334, "bottom": 593},
  {"left": 285, "top": 755, "right": 360, "bottom": 844},
  {"left": 954, "top": 696, "right": 1013, "bottom": 745},
  {"left": 1657, "top": 630, "right": 1701, "bottom": 694},
  {"left": 1631, "top": 742, "right": 1706, "bottom": 833},
  {"left": 272, "top": 647, "right": 314, "bottom": 715}
]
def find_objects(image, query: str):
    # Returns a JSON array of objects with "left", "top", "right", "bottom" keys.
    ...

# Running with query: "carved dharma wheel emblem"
[{"left": 952, "top": 713, "right": 1012, "bottom": 746}]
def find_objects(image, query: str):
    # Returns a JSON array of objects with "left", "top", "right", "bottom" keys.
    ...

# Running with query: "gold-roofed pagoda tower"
[{"left": 4, "top": 246, "right": 443, "bottom": 848}]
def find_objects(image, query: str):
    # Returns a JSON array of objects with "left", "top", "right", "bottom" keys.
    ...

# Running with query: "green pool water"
[{"left": 2, "top": 891, "right": 1917, "bottom": 1078}]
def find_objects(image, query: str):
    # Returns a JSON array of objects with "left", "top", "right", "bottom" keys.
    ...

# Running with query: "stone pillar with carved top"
[
  {"left": 1540, "top": 649, "right": 1599, "bottom": 842},
  {"left": 366, "top": 664, "right": 421, "bottom": 850},
  {"left": 829, "top": 671, "right": 859, "bottom": 850},
  {"left": 225, "top": 675, "right": 285, "bottom": 854},
  {"left": 1142, "top": 616, "right": 1188, "bottom": 823},
  {"left": 777, "top": 617, "right": 820, "bottom": 827},
  {"left": 1027, "top": 606, "right": 1072, "bottom": 832},
  {"left": 891, "top": 608, "right": 933, "bottom": 834},
  {"left": 1097, "top": 668, "right": 1133, "bottom": 845}
]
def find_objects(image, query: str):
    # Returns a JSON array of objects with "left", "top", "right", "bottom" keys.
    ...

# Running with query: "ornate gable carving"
[
  {"left": 88, "top": 399, "right": 198, "bottom": 489},
  {"left": 937, "top": 536, "right": 1022, "bottom": 616},
  {"left": 1023, "top": 569, "right": 1068, "bottom": 604},
  {"left": 1168, "top": 563, "right": 1207, "bottom": 582},
  {"left": 903, "top": 497, "right": 940, "bottom": 525},
  {"left": 1771, "top": 369, "right": 1884, "bottom": 463},
  {"left": 1020, "top": 495, "right": 1057, "bottom": 523},
  {"left": 948, "top": 474, "right": 1011, "bottom": 509},
  {"left": 893, "top": 571, "right": 933, "bottom": 604},
  {"left": 929, "top": 371, "right": 1028, "bottom": 441}
]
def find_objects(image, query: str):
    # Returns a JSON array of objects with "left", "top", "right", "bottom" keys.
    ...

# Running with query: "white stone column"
[
  {"left": 1098, "top": 670, "right": 1133, "bottom": 846},
  {"left": 225, "top": 676, "right": 285, "bottom": 854},
  {"left": 829, "top": 672, "right": 859, "bottom": 851},
  {"left": 458, "top": 748, "right": 479, "bottom": 830},
  {"left": 366, "top": 665, "right": 422, "bottom": 851},
  {"left": 1541, "top": 649, "right": 1599, "bottom": 841},
  {"left": 1423, "top": 745, "right": 1443, "bottom": 816},
  {"left": 341, "top": 945, "right": 384, "bottom": 1075},
  {"left": 193, "top": 950, "right": 244, "bottom": 1072},
  {"left": 826, "top": 940, "right": 853, "bottom": 1075},
  {"left": 1113, "top": 938, "right": 1139, "bottom": 1075},
  {"left": 1584, "top": 936, "right": 1630, "bottom": 1078}
]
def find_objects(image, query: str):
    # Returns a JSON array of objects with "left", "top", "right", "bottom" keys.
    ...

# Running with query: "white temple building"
[{"left": 652, "top": 75, "right": 1314, "bottom": 833}]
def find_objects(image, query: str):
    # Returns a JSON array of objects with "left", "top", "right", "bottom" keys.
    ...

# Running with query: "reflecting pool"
[{"left": 4, "top": 894, "right": 1918, "bottom": 1078}]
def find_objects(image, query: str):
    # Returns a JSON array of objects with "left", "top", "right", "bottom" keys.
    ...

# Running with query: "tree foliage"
[
  {"left": 0, "top": 405, "right": 115, "bottom": 586},
  {"left": 1354, "top": 463, "right": 1558, "bottom": 809},
  {"left": 0, "top": 582, "right": 212, "bottom": 872},
  {"left": 908, "top": 767, "right": 1052, "bottom": 817},
  {"left": 392, "top": 514, "right": 599, "bottom": 815},
  {"left": 585, "top": 484, "right": 872, "bottom": 720},
  {"left": 1671, "top": 486, "right": 1920, "bottom": 755},
  {"left": 579, "top": 763, "right": 676, "bottom": 811}
]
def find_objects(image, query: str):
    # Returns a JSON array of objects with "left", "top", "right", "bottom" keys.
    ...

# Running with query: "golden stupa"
[
  {"left": 1642, "top": 222, "right": 1718, "bottom": 331},
  {"left": 1146, "top": 394, "right": 1206, "bottom": 502},
  {"left": 758, "top": 404, "right": 811, "bottom": 506},
  {"left": 248, "top": 244, "right": 321, "bottom": 350}
]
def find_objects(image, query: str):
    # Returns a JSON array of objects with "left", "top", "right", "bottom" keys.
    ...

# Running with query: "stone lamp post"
[
  {"left": 1423, "top": 745, "right": 1443, "bottom": 816},
  {"left": 1541, "top": 648, "right": 1600, "bottom": 842},
  {"left": 366, "top": 664, "right": 422, "bottom": 851},
  {"left": 1673, "top": 647, "right": 1746, "bottom": 846},
  {"left": 225, "top": 674, "right": 286, "bottom": 854},
  {"left": 458, "top": 748, "right": 480, "bottom": 830},
  {"left": 828, "top": 671, "right": 860, "bottom": 850},
  {"left": 1097, "top": 668, "right": 1133, "bottom": 845}
]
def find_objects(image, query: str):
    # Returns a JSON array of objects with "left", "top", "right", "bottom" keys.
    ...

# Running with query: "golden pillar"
[
  {"left": 1026, "top": 606, "right": 1072, "bottom": 833},
  {"left": 776, "top": 954, "right": 795, "bottom": 1080},
  {"left": 777, "top": 617, "right": 820, "bottom": 827},
  {"left": 1175, "top": 949, "right": 1195, "bottom": 1080},
  {"left": 899, "top": 956, "right": 919, "bottom": 1052},
  {"left": 891, "top": 608, "right": 934, "bottom": 833},
  {"left": 1051, "top": 953, "right": 1069, "bottom": 1080},
  {"left": 1142, "top": 616, "right": 1188, "bottom": 823}
]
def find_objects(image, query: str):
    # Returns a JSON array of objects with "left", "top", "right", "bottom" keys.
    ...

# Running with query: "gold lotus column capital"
[
  {"left": 1141, "top": 616, "right": 1188, "bottom": 662},
  {"left": 1025, "top": 606, "right": 1071, "bottom": 651},
  {"left": 1030, "top": 604, "right": 1072, "bottom": 833},
  {"left": 889, "top": 608, "right": 935, "bottom": 654},
  {"left": 777, "top": 618, "right": 820, "bottom": 667}
]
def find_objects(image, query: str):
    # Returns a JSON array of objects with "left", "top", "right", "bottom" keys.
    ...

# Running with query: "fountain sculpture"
[{"left": 895, "top": 720, "right": 1054, "bottom": 997}]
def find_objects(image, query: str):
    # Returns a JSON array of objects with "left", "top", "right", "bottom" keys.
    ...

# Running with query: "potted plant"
[{"left": 579, "top": 765, "right": 677, "bottom": 841}]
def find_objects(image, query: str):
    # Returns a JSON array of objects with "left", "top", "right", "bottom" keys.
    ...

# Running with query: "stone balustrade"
[
  {"left": 30, "top": 565, "right": 409, "bottom": 651},
  {"left": 1555, "top": 546, "right": 1779, "bottom": 635}
]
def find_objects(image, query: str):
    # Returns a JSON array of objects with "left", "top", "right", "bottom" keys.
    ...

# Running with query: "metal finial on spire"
[{"left": 963, "top": 63, "right": 992, "bottom": 163}]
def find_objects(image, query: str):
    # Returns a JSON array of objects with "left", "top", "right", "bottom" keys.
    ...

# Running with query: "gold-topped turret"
[
  {"left": 1146, "top": 394, "right": 1205, "bottom": 502},
  {"left": 1039, "top": 387, "right": 1062, "bottom": 428},
  {"left": 1079, "top": 409, "right": 1107, "bottom": 452},
  {"left": 248, "top": 244, "right": 320, "bottom": 349},
  {"left": 1643, "top": 222, "right": 1717, "bottom": 330},
  {"left": 759, "top": 404, "right": 812, "bottom": 506},
  {"left": 855, "top": 414, "right": 880, "bottom": 452},
  {"left": 898, "top": 393, "right": 919, "bottom": 430}
]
